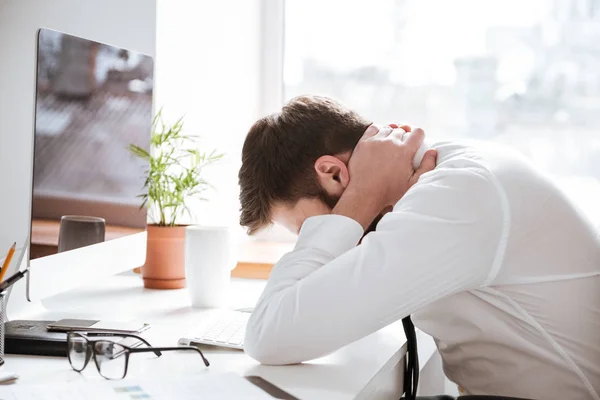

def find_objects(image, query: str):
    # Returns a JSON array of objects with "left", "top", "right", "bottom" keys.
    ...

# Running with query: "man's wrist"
[{"left": 332, "top": 186, "right": 382, "bottom": 230}]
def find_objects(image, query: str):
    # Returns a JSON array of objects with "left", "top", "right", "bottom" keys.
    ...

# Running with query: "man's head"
[{"left": 239, "top": 95, "right": 371, "bottom": 234}]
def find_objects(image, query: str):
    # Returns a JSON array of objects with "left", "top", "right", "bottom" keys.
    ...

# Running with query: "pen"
[
  {"left": 0, "top": 242, "right": 16, "bottom": 283},
  {"left": 0, "top": 270, "right": 27, "bottom": 292}
]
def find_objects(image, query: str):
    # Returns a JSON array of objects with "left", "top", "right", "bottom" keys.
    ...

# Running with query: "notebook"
[
  {"left": 4, "top": 320, "right": 68, "bottom": 357},
  {"left": 4, "top": 320, "right": 144, "bottom": 357}
]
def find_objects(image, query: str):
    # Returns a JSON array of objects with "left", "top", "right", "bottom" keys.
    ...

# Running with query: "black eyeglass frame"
[{"left": 66, "top": 331, "right": 210, "bottom": 380}]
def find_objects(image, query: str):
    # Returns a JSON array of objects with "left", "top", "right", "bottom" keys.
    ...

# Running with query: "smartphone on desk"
[{"left": 46, "top": 319, "right": 150, "bottom": 334}]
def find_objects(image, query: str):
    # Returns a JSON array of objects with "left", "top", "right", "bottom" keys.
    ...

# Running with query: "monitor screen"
[{"left": 30, "top": 29, "right": 153, "bottom": 259}]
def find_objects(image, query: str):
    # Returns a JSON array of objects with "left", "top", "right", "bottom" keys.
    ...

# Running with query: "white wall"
[
  {"left": 155, "top": 0, "right": 262, "bottom": 236},
  {"left": 0, "top": 0, "right": 156, "bottom": 273}
]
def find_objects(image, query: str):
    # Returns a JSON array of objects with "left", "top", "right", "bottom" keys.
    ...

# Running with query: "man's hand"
[{"left": 332, "top": 124, "right": 437, "bottom": 230}]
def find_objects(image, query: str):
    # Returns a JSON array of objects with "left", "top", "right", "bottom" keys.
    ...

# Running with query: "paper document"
[{"left": 0, "top": 373, "right": 272, "bottom": 400}]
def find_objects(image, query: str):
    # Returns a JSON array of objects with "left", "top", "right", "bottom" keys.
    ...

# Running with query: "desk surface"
[{"left": 2, "top": 275, "right": 423, "bottom": 400}]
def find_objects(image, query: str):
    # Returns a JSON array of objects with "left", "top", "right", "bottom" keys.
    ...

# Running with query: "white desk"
[{"left": 2, "top": 275, "right": 438, "bottom": 400}]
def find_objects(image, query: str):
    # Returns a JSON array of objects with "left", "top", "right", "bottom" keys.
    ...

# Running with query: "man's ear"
[{"left": 314, "top": 155, "right": 349, "bottom": 196}]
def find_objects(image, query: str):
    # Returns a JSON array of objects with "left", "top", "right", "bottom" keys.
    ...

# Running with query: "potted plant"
[{"left": 129, "top": 111, "right": 222, "bottom": 289}]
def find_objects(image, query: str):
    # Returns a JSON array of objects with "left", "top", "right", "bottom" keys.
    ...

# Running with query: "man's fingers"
[
  {"left": 362, "top": 124, "right": 380, "bottom": 139},
  {"left": 404, "top": 127, "right": 425, "bottom": 150},
  {"left": 390, "top": 128, "right": 406, "bottom": 142},
  {"left": 412, "top": 149, "right": 437, "bottom": 182},
  {"left": 374, "top": 126, "right": 393, "bottom": 138},
  {"left": 388, "top": 123, "right": 411, "bottom": 132}
]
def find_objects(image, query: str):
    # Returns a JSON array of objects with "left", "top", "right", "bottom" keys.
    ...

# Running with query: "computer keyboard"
[{"left": 178, "top": 310, "right": 251, "bottom": 350}]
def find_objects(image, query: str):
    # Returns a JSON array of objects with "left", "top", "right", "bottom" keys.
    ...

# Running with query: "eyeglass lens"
[
  {"left": 68, "top": 335, "right": 92, "bottom": 371},
  {"left": 93, "top": 341, "right": 128, "bottom": 380}
]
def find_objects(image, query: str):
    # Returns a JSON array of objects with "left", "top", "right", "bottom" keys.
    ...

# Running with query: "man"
[{"left": 238, "top": 95, "right": 600, "bottom": 399}]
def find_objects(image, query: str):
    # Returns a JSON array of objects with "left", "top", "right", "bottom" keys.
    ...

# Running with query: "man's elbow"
[
  {"left": 244, "top": 341, "right": 283, "bottom": 365},
  {"left": 244, "top": 311, "right": 303, "bottom": 365},
  {"left": 244, "top": 325, "right": 289, "bottom": 365}
]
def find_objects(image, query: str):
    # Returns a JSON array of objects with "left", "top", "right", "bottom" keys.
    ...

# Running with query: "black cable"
[{"left": 402, "top": 315, "right": 419, "bottom": 400}]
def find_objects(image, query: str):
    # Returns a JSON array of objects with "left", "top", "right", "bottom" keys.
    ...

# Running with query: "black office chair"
[{"left": 400, "top": 316, "right": 533, "bottom": 400}]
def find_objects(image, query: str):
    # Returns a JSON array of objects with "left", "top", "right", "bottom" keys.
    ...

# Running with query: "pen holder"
[{"left": 0, "top": 292, "right": 5, "bottom": 366}]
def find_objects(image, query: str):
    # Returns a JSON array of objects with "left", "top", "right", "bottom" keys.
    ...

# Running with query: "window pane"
[{"left": 284, "top": 0, "right": 600, "bottom": 182}]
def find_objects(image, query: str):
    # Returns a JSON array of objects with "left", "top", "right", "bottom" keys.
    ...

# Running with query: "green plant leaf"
[{"left": 128, "top": 112, "right": 224, "bottom": 226}]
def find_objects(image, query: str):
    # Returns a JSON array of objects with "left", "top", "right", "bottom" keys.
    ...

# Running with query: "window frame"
[
  {"left": 253, "top": 0, "right": 299, "bottom": 243},
  {"left": 259, "top": 0, "right": 285, "bottom": 116}
]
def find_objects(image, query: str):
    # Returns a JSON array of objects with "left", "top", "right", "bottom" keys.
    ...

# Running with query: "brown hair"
[{"left": 239, "top": 95, "right": 370, "bottom": 234}]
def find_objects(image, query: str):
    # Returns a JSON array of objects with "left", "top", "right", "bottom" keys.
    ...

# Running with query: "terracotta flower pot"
[{"left": 142, "top": 225, "right": 187, "bottom": 289}]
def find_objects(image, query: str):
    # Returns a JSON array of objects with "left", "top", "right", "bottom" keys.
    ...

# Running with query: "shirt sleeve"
[{"left": 244, "top": 165, "right": 507, "bottom": 365}]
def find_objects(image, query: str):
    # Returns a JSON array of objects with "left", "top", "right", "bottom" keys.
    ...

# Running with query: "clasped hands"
[{"left": 332, "top": 124, "right": 437, "bottom": 231}]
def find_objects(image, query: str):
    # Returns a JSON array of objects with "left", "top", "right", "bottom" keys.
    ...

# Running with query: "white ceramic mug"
[{"left": 185, "top": 226, "right": 237, "bottom": 308}]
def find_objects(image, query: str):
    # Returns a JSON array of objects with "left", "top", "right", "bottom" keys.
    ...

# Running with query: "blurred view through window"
[{"left": 284, "top": 0, "right": 600, "bottom": 188}]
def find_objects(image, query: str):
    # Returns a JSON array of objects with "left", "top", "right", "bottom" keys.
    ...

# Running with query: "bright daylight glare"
[{"left": 284, "top": 0, "right": 600, "bottom": 221}]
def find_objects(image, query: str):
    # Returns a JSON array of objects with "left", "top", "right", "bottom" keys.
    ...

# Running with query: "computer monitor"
[
  {"left": 6, "top": 29, "right": 154, "bottom": 310},
  {"left": 30, "top": 28, "right": 153, "bottom": 260}
]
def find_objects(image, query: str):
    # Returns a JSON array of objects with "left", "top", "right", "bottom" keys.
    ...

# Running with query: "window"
[{"left": 267, "top": 0, "right": 600, "bottom": 226}]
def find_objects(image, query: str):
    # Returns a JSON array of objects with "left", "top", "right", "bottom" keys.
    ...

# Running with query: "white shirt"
[{"left": 244, "top": 141, "right": 600, "bottom": 399}]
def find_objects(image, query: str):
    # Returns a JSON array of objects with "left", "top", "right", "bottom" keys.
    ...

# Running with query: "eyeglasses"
[{"left": 67, "top": 332, "right": 210, "bottom": 380}]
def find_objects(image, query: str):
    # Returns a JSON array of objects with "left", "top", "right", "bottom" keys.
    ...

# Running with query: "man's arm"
[{"left": 244, "top": 166, "right": 507, "bottom": 365}]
